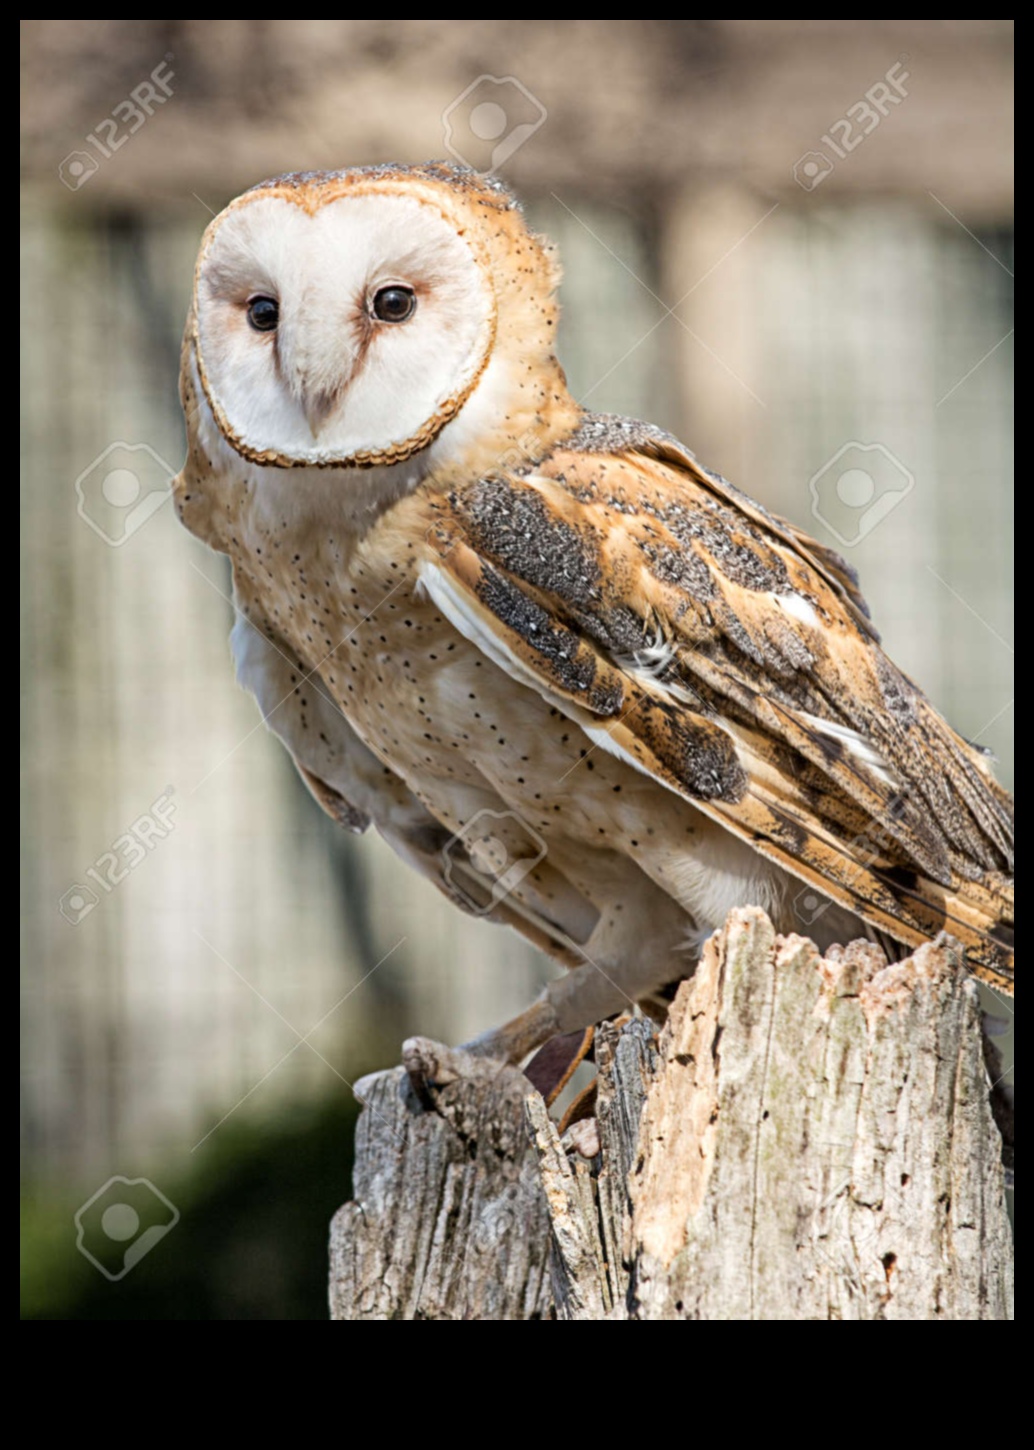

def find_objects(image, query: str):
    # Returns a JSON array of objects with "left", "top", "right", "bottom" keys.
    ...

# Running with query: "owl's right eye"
[{"left": 247, "top": 296, "right": 279, "bottom": 332}]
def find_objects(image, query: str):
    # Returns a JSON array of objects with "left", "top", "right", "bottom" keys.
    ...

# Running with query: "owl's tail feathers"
[{"left": 701, "top": 779, "right": 1015, "bottom": 996}]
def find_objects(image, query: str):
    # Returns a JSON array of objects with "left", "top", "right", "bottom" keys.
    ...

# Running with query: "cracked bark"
[{"left": 329, "top": 907, "right": 1013, "bottom": 1320}]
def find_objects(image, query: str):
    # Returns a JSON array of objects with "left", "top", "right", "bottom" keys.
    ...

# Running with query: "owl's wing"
[
  {"left": 420, "top": 425, "right": 1013, "bottom": 991},
  {"left": 637, "top": 425, "right": 881, "bottom": 633}
]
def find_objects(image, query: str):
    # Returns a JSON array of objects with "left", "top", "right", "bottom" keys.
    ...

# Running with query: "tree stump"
[{"left": 329, "top": 908, "right": 1013, "bottom": 1320}]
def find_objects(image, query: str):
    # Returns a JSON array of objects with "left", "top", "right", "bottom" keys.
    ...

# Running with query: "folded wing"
[{"left": 420, "top": 417, "right": 1013, "bottom": 991}]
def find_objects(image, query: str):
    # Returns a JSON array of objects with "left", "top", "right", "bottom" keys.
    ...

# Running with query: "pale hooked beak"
[{"left": 302, "top": 388, "right": 340, "bottom": 439}]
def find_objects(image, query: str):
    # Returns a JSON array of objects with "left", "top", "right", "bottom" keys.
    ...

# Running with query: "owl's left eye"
[
  {"left": 246, "top": 296, "right": 279, "bottom": 332},
  {"left": 371, "top": 286, "right": 417, "bottom": 323}
]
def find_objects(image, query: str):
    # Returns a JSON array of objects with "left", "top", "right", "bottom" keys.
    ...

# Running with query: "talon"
[
  {"left": 401, "top": 1036, "right": 504, "bottom": 1106},
  {"left": 402, "top": 1035, "right": 460, "bottom": 1087},
  {"left": 563, "top": 1118, "right": 601, "bottom": 1159}
]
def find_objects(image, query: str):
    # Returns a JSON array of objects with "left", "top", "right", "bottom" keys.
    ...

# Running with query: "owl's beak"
[{"left": 302, "top": 389, "right": 340, "bottom": 439}]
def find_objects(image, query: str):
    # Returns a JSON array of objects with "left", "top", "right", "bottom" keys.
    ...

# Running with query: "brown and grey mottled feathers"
[{"left": 424, "top": 413, "right": 1014, "bottom": 991}]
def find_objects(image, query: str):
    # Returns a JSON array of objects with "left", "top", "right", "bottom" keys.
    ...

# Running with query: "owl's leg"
[
  {"left": 446, "top": 865, "right": 694, "bottom": 1066},
  {"left": 544, "top": 869, "right": 695, "bottom": 1035},
  {"left": 456, "top": 994, "right": 565, "bottom": 1064},
  {"left": 402, "top": 922, "right": 686, "bottom": 1105}
]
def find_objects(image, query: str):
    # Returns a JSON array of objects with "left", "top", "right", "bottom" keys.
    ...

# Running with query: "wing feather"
[{"left": 421, "top": 416, "right": 1013, "bottom": 990}]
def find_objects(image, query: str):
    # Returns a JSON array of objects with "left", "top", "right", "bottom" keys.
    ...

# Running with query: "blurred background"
[{"left": 21, "top": 19, "right": 1013, "bottom": 1318}]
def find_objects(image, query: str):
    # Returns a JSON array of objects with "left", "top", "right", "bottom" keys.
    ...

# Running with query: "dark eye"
[
  {"left": 371, "top": 285, "right": 417, "bottom": 323},
  {"left": 247, "top": 296, "right": 279, "bottom": 332}
]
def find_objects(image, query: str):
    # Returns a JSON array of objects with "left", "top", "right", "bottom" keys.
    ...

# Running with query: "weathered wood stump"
[{"left": 329, "top": 908, "right": 1013, "bottom": 1320}]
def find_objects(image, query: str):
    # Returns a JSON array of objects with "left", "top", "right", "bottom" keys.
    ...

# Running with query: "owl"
[{"left": 175, "top": 162, "right": 1013, "bottom": 1068}]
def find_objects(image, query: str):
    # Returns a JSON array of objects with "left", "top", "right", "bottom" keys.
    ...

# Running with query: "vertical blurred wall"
[{"left": 20, "top": 20, "right": 1012, "bottom": 1182}]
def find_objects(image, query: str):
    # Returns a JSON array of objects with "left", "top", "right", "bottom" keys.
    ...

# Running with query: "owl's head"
[{"left": 189, "top": 162, "right": 567, "bottom": 470}]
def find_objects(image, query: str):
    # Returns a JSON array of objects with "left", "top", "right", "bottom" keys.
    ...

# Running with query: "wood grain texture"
[
  {"left": 329, "top": 1045, "right": 553, "bottom": 1320},
  {"left": 330, "top": 909, "right": 1013, "bottom": 1321}
]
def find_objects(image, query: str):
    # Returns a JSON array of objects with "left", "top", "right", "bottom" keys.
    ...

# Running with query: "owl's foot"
[
  {"left": 402, "top": 1002, "right": 595, "bottom": 1107},
  {"left": 563, "top": 1116, "right": 601, "bottom": 1159},
  {"left": 400, "top": 1036, "right": 494, "bottom": 1105}
]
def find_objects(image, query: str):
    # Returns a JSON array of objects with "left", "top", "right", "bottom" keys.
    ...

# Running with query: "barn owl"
[{"left": 175, "top": 162, "right": 1013, "bottom": 1068}]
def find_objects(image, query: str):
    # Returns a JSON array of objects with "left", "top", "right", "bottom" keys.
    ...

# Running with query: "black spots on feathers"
[
  {"left": 556, "top": 417, "right": 795, "bottom": 596},
  {"left": 587, "top": 676, "right": 625, "bottom": 716},
  {"left": 475, "top": 564, "right": 622, "bottom": 715},
  {"left": 637, "top": 511, "right": 807, "bottom": 674},
  {"left": 457, "top": 477, "right": 602, "bottom": 608},
  {"left": 654, "top": 500, "right": 791, "bottom": 594},
  {"left": 766, "top": 808, "right": 810, "bottom": 857},
  {"left": 250, "top": 161, "right": 522, "bottom": 211},
  {"left": 699, "top": 464, "right": 781, "bottom": 531},
  {"left": 563, "top": 413, "right": 682, "bottom": 456},
  {"left": 637, "top": 702, "right": 747, "bottom": 802},
  {"left": 575, "top": 604, "right": 653, "bottom": 657},
  {"left": 762, "top": 615, "right": 816, "bottom": 674},
  {"left": 874, "top": 654, "right": 918, "bottom": 725},
  {"left": 706, "top": 531, "right": 787, "bottom": 593},
  {"left": 642, "top": 541, "right": 716, "bottom": 601},
  {"left": 710, "top": 600, "right": 766, "bottom": 668},
  {"left": 563, "top": 418, "right": 790, "bottom": 590}
]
